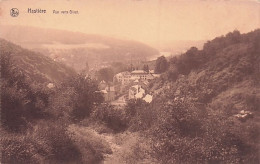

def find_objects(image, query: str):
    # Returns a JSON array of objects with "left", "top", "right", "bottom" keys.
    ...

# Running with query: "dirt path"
[
  {"left": 69, "top": 124, "right": 156, "bottom": 164},
  {"left": 68, "top": 125, "right": 122, "bottom": 163},
  {"left": 101, "top": 134, "right": 121, "bottom": 164}
]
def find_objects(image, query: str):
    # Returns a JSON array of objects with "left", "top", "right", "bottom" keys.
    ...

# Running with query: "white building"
[
  {"left": 114, "top": 70, "right": 157, "bottom": 85},
  {"left": 143, "top": 94, "right": 153, "bottom": 103},
  {"left": 131, "top": 70, "right": 150, "bottom": 80},
  {"left": 129, "top": 85, "right": 145, "bottom": 99},
  {"left": 114, "top": 71, "right": 131, "bottom": 85},
  {"left": 128, "top": 85, "right": 153, "bottom": 103},
  {"left": 101, "top": 86, "right": 116, "bottom": 102}
]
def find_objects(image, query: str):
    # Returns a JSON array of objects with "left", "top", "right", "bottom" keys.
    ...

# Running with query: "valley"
[{"left": 1, "top": 28, "right": 259, "bottom": 164}]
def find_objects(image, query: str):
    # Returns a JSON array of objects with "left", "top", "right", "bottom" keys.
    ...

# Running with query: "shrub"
[
  {"left": 68, "top": 125, "right": 112, "bottom": 163},
  {"left": 31, "top": 120, "right": 82, "bottom": 163},
  {"left": 1, "top": 120, "right": 82, "bottom": 164},
  {"left": 126, "top": 99, "right": 156, "bottom": 132},
  {"left": 154, "top": 56, "right": 168, "bottom": 74},
  {"left": 149, "top": 99, "right": 259, "bottom": 163},
  {"left": 1, "top": 135, "right": 46, "bottom": 164},
  {"left": 1, "top": 55, "right": 49, "bottom": 132},
  {"left": 63, "top": 74, "right": 104, "bottom": 121},
  {"left": 91, "top": 104, "right": 128, "bottom": 132}
]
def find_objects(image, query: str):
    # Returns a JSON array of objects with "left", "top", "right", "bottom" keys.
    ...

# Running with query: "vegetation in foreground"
[{"left": 1, "top": 29, "right": 259, "bottom": 164}]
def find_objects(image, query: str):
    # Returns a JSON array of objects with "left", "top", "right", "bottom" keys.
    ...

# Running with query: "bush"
[
  {"left": 91, "top": 104, "right": 128, "bottom": 132},
  {"left": 1, "top": 53, "right": 51, "bottom": 132},
  {"left": 68, "top": 125, "right": 112, "bottom": 163},
  {"left": 62, "top": 74, "right": 104, "bottom": 121},
  {"left": 125, "top": 99, "right": 156, "bottom": 132},
  {"left": 1, "top": 120, "right": 82, "bottom": 164},
  {"left": 149, "top": 99, "right": 259, "bottom": 163},
  {"left": 33, "top": 121, "right": 82, "bottom": 163},
  {"left": 154, "top": 56, "right": 168, "bottom": 74},
  {"left": 1, "top": 135, "right": 46, "bottom": 164}
]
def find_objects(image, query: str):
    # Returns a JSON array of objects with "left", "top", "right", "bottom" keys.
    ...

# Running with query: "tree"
[
  {"left": 97, "top": 67, "right": 114, "bottom": 82},
  {"left": 64, "top": 74, "right": 104, "bottom": 121},
  {"left": 143, "top": 64, "right": 149, "bottom": 73},
  {"left": 1, "top": 52, "right": 50, "bottom": 132},
  {"left": 176, "top": 47, "right": 200, "bottom": 75},
  {"left": 154, "top": 56, "right": 168, "bottom": 74},
  {"left": 111, "top": 62, "right": 128, "bottom": 74}
]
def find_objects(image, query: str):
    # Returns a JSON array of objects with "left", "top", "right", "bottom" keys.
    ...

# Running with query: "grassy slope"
[
  {"left": 153, "top": 30, "right": 260, "bottom": 115},
  {"left": 0, "top": 38, "right": 76, "bottom": 83},
  {"left": 144, "top": 29, "right": 260, "bottom": 163}
]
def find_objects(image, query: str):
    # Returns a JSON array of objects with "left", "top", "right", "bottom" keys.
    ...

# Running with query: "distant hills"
[
  {"left": 151, "top": 40, "right": 206, "bottom": 55},
  {"left": 0, "top": 39, "right": 76, "bottom": 83},
  {"left": 0, "top": 25, "right": 159, "bottom": 72}
]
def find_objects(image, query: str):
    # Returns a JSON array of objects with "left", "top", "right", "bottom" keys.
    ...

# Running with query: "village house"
[
  {"left": 101, "top": 86, "right": 116, "bottom": 102},
  {"left": 143, "top": 94, "right": 153, "bottom": 103},
  {"left": 129, "top": 85, "right": 145, "bottom": 99},
  {"left": 130, "top": 70, "right": 150, "bottom": 80},
  {"left": 98, "top": 81, "right": 116, "bottom": 102},
  {"left": 47, "top": 83, "right": 55, "bottom": 89},
  {"left": 128, "top": 84, "right": 153, "bottom": 103},
  {"left": 114, "top": 71, "right": 131, "bottom": 85},
  {"left": 114, "top": 70, "right": 157, "bottom": 85}
]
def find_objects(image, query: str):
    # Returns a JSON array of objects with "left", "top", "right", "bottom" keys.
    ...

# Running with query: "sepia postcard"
[{"left": 0, "top": 0, "right": 259, "bottom": 163}]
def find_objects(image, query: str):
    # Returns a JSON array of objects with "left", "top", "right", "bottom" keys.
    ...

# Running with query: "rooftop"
[
  {"left": 131, "top": 70, "right": 148, "bottom": 74},
  {"left": 143, "top": 94, "right": 153, "bottom": 103}
]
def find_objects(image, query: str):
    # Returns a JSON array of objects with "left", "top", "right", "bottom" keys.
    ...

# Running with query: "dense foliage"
[
  {"left": 1, "top": 52, "right": 50, "bottom": 132},
  {"left": 1, "top": 47, "right": 104, "bottom": 163},
  {"left": 1, "top": 29, "right": 259, "bottom": 164},
  {"left": 145, "top": 29, "right": 260, "bottom": 163},
  {"left": 154, "top": 55, "right": 168, "bottom": 73},
  {"left": 96, "top": 67, "right": 115, "bottom": 82}
]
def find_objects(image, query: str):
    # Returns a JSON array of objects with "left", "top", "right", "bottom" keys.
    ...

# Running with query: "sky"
[{"left": 0, "top": 0, "right": 259, "bottom": 46}]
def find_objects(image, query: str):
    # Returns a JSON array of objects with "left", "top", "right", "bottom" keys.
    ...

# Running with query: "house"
[
  {"left": 101, "top": 86, "right": 116, "bottom": 102},
  {"left": 128, "top": 85, "right": 153, "bottom": 103},
  {"left": 114, "top": 69, "right": 158, "bottom": 85},
  {"left": 149, "top": 70, "right": 161, "bottom": 78},
  {"left": 146, "top": 74, "right": 155, "bottom": 80},
  {"left": 114, "top": 71, "right": 131, "bottom": 85},
  {"left": 128, "top": 85, "right": 145, "bottom": 99},
  {"left": 131, "top": 70, "right": 149, "bottom": 80},
  {"left": 106, "top": 86, "right": 115, "bottom": 101},
  {"left": 47, "top": 83, "right": 55, "bottom": 89},
  {"left": 143, "top": 94, "right": 153, "bottom": 103}
]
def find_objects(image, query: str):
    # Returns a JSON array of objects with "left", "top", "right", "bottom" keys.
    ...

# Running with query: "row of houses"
[
  {"left": 98, "top": 80, "right": 153, "bottom": 103},
  {"left": 129, "top": 84, "right": 153, "bottom": 103},
  {"left": 114, "top": 70, "right": 159, "bottom": 85},
  {"left": 98, "top": 70, "right": 159, "bottom": 103},
  {"left": 99, "top": 81, "right": 116, "bottom": 102}
]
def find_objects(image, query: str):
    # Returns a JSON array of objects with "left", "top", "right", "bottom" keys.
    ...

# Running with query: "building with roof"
[
  {"left": 129, "top": 85, "right": 143, "bottom": 99},
  {"left": 128, "top": 84, "right": 145, "bottom": 99},
  {"left": 131, "top": 70, "right": 149, "bottom": 80},
  {"left": 128, "top": 85, "right": 153, "bottom": 103},
  {"left": 101, "top": 86, "right": 116, "bottom": 102},
  {"left": 47, "top": 83, "right": 55, "bottom": 89},
  {"left": 114, "top": 71, "right": 131, "bottom": 85},
  {"left": 143, "top": 94, "right": 153, "bottom": 103},
  {"left": 114, "top": 69, "right": 159, "bottom": 86}
]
